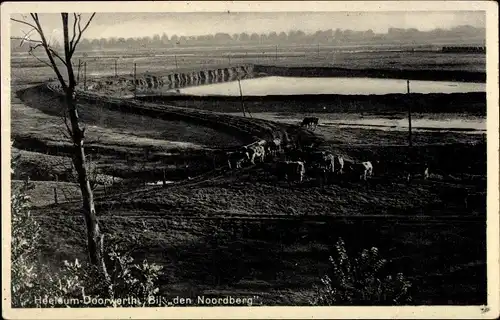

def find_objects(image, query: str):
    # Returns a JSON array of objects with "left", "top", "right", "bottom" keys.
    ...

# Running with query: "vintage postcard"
[{"left": 1, "top": 1, "right": 499, "bottom": 319}]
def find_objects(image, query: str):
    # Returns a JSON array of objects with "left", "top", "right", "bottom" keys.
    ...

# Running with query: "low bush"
[
  {"left": 11, "top": 146, "right": 164, "bottom": 308},
  {"left": 311, "top": 238, "right": 413, "bottom": 305}
]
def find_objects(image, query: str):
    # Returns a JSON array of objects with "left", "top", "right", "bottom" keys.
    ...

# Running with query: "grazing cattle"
[
  {"left": 227, "top": 151, "right": 249, "bottom": 169},
  {"left": 322, "top": 153, "right": 335, "bottom": 173},
  {"left": 301, "top": 117, "right": 319, "bottom": 130},
  {"left": 246, "top": 145, "right": 266, "bottom": 164},
  {"left": 276, "top": 161, "right": 306, "bottom": 183},
  {"left": 349, "top": 161, "right": 374, "bottom": 181},
  {"left": 405, "top": 163, "right": 430, "bottom": 182},
  {"left": 303, "top": 151, "right": 326, "bottom": 166},
  {"left": 334, "top": 155, "right": 345, "bottom": 175},
  {"left": 301, "top": 151, "right": 336, "bottom": 183},
  {"left": 284, "top": 148, "right": 305, "bottom": 162},
  {"left": 256, "top": 139, "right": 267, "bottom": 147},
  {"left": 319, "top": 152, "right": 336, "bottom": 183},
  {"left": 424, "top": 167, "right": 430, "bottom": 180},
  {"left": 267, "top": 138, "right": 282, "bottom": 156}
]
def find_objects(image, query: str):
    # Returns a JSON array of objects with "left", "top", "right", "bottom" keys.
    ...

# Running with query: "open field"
[
  {"left": 33, "top": 163, "right": 486, "bottom": 305},
  {"left": 12, "top": 85, "right": 251, "bottom": 183},
  {"left": 10, "top": 44, "right": 487, "bottom": 305},
  {"left": 11, "top": 48, "right": 485, "bottom": 86}
]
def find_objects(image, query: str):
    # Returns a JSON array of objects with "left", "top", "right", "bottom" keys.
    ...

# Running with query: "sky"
[{"left": 10, "top": 11, "right": 486, "bottom": 42}]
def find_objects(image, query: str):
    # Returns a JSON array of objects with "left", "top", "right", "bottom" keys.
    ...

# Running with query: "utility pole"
[
  {"left": 83, "top": 61, "right": 87, "bottom": 90},
  {"left": 114, "top": 59, "right": 117, "bottom": 77},
  {"left": 77, "top": 58, "right": 81, "bottom": 83},
  {"left": 228, "top": 55, "right": 231, "bottom": 65},
  {"left": 237, "top": 78, "right": 246, "bottom": 117},
  {"left": 407, "top": 79, "right": 412, "bottom": 148},
  {"left": 275, "top": 45, "right": 278, "bottom": 61},
  {"left": 133, "top": 62, "right": 137, "bottom": 98},
  {"left": 174, "top": 55, "right": 178, "bottom": 70},
  {"left": 317, "top": 43, "right": 320, "bottom": 57}
]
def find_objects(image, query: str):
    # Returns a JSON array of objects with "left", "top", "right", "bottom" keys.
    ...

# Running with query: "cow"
[
  {"left": 334, "top": 155, "right": 345, "bottom": 175},
  {"left": 267, "top": 138, "right": 282, "bottom": 156},
  {"left": 348, "top": 161, "right": 374, "bottom": 181},
  {"left": 246, "top": 145, "right": 266, "bottom": 164},
  {"left": 276, "top": 161, "right": 306, "bottom": 183},
  {"left": 319, "top": 152, "right": 336, "bottom": 183},
  {"left": 311, "top": 153, "right": 336, "bottom": 184},
  {"left": 405, "top": 163, "right": 430, "bottom": 182},
  {"left": 303, "top": 151, "right": 326, "bottom": 166},
  {"left": 301, "top": 117, "right": 319, "bottom": 130},
  {"left": 256, "top": 139, "right": 267, "bottom": 147},
  {"left": 284, "top": 148, "right": 305, "bottom": 162},
  {"left": 227, "top": 151, "right": 249, "bottom": 169}
]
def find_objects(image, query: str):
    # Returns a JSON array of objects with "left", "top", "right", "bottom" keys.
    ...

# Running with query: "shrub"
[
  {"left": 11, "top": 174, "right": 41, "bottom": 307},
  {"left": 11, "top": 147, "right": 164, "bottom": 308},
  {"left": 311, "top": 238, "right": 412, "bottom": 305}
]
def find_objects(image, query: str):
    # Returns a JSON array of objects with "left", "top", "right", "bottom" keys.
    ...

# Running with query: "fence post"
[
  {"left": 134, "top": 62, "right": 137, "bottom": 98},
  {"left": 162, "top": 169, "right": 166, "bottom": 188},
  {"left": 84, "top": 61, "right": 87, "bottom": 90},
  {"left": 53, "top": 187, "right": 58, "bottom": 204},
  {"left": 407, "top": 80, "right": 412, "bottom": 148}
]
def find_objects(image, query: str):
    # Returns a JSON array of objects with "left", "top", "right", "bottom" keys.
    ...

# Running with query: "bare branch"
[
  {"left": 49, "top": 48, "right": 68, "bottom": 67},
  {"left": 10, "top": 18, "right": 40, "bottom": 33},
  {"left": 27, "top": 48, "right": 53, "bottom": 69},
  {"left": 69, "top": 13, "right": 79, "bottom": 52},
  {"left": 11, "top": 36, "right": 43, "bottom": 46},
  {"left": 22, "top": 13, "right": 68, "bottom": 90},
  {"left": 69, "top": 13, "right": 95, "bottom": 57}
]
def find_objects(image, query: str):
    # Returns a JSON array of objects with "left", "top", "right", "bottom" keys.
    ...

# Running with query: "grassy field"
[
  {"left": 33, "top": 161, "right": 486, "bottom": 305},
  {"left": 10, "top": 46, "right": 488, "bottom": 305},
  {"left": 11, "top": 84, "right": 249, "bottom": 184},
  {"left": 10, "top": 48, "right": 485, "bottom": 85}
]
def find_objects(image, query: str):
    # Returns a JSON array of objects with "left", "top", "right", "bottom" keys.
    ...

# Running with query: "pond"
[{"left": 179, "top": 76, "right": 485, "bottom": 96}]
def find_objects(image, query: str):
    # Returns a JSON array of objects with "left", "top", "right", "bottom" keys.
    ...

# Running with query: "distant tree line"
[
  {"left": 11, "top": 25, "right": 485, "bottom": 52},
  {"left": 441, "top": 46, "right": 486, "bottom": 53}
]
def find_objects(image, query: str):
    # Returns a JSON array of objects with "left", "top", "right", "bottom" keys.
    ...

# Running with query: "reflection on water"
[{"left": 180, "top": 76, "right": 485, "bottom": 96}]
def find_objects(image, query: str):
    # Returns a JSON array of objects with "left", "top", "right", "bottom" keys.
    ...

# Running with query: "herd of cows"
[
  {"left": 227, "top": 139, "right": 380, "bottom": 185},
  {"left": 224, "top": 118, "right": 430, "bottom": 185}
]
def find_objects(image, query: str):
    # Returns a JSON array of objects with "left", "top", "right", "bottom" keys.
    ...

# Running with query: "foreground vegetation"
[{"left": 11, "top": 155, "right": 164, "bottom": 308}]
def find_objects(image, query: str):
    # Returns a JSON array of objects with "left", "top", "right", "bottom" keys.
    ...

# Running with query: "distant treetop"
[{"left": 11, "top": 25, "right": 486, "bottom": 52}]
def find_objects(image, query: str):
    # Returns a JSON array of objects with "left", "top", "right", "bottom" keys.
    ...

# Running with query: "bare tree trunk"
[
  {"left": 65, "top": 90, "right": 109, "bottom": 285},
  {"left": 12, "top": 12, "right": 111, "bottom": 296}
]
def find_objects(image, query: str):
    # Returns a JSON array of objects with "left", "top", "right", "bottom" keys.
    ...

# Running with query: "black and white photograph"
[{"left": 2, "top": 1, "right": 499, "bottom": 319}]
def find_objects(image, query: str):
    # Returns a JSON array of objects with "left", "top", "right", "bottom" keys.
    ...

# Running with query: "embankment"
[
  {"left": 85, "top": 64, "right": 258, "bottom": 95},
  {"left": 253, "top": 65, "right": 486, "bottom": 82},
  {"left": 44, "top": 83, "right": 289, "bottom": 144}
]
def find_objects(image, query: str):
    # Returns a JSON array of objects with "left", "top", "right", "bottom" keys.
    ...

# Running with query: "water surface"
[
  {"left": 180, "top": 76, "right": 485, "bottom": 96},
  {"left": 227, "top": 112, "right": 486, "bottom": 134}
]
